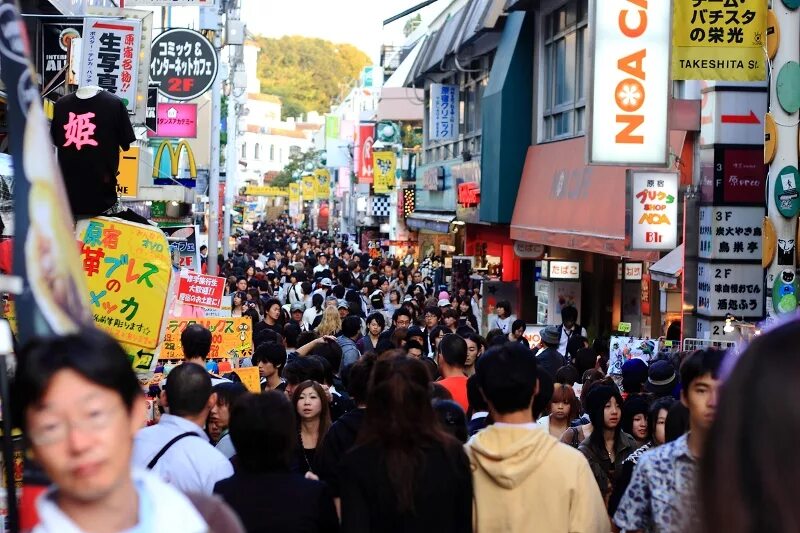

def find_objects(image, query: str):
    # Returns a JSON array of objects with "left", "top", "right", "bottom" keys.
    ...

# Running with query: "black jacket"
[
  {"left": 536, "top": 347, "right": 565, "bottom": 379},
  {"left": 214, "top": 471, "right": 339, "bottom": 533},
  {"left": 316, "top": 408, "right": 366, "bottom": 496}
]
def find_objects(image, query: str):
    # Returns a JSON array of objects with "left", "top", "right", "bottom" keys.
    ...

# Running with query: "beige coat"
[{"left": 465, "top": 424, "right": 610, "bottom": 533}]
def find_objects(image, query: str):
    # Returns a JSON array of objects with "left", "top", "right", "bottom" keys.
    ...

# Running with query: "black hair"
[
  {"left": 423, "top": 306, "right": 442, "bottom": 320},
  {"left": 664, "top": 401, "right": 690, "bottom": 442},
  {"left": 404, "top": 340, "right": 424, "bottom": 354},
  {"left": 312, "top": 355, "right": 336, "bottom": 386},
  {"left": 430, "top": 382, "right": 454, "bottom": 402},
  {"left": 392, "top": 307, "right": 412, "bottom": 324},
  {"left": 341, "top": 315, "right": 362, "bottom": 339},
  {"left": 586, "top": 384, "right": 624, "bottom": 450},
  {"left": 561, "top": 305, "right": 578, "bottom": 323},
  {"left": 181, "top": 324, "right": 212, "bottom": 360},
  {"left": 14, "top": 329, "right": 142, "bottom": 430},
  {"left": 428, "top": 325, "right": 448, "bottom": 348},
  {"left": 495, "top": 300, "right": 512, "bottom": 315},
  {"left": 311, "top": 292, "right": 324, "bottom": 312},
  {"left": 309, "top": 340, "right": 343, "bottom": 377},
  {"left": 366, "top": 312, "right": 386, "bottom": 330},
  {"left": 283, "top": 323, "right": 301, "bottom": 348},
  {"left": 345, "top": 353, "right": 376, "bottom": 405},
  {"left": 251, "top": 342, "right": 287, "bottom": 374},
  {"left": 555, "top": 364, "right": 580, "bottom": 385},
  {"left": 433, "top": 400, "right": 468, "bottom": 443},
  {"left": 253, "top": 328, "right": 283, "bottom": 348},
  {"left": 466, "top": 373, "right": 488, "bottom": 414},
  {"left": 165, "top": 363, "right": 212, "bottom": 417},
  {"left": 282, "top": 356, "right": 325, "bottom": 385},
  {"left": 621, "top": 394, "right": 650, "bottom": 438},
  {"left": 212, "top": 382, "right": 248, "bottom": 407},
  {"left": 475, "top": 342, "right": 538, "bottom": 414},
  {"left": 648, "top": 396, "right": 676, "bottom": 441},
  {"left": 229, "top": 392, "right": 296, "bottom": 472},
  {"left": 296, "top": 331, "right": 319, "bottom": 348},
  {"left": 438, "top": 333, "right": 468, "bottom": 367},
  {"left": 532, "top": 368, "right": 554, "bottom": 419},
  {"left": 511, "top": 319, "right": 526, "bottom": 333},
  {"left": 679, "top": 348, "right": 724, "bottom": 390}
]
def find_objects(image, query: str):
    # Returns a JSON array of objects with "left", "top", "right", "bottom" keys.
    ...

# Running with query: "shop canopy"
[
  {"left": 648, "top": 244, "right": 684, "bottom": 284},
  {"left": 406, "top": 212, "right": 455, "bottom": 234}
]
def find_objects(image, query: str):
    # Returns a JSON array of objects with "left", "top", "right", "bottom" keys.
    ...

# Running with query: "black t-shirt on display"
[{"left": 50, "top": 90, "right": 136, "bottom": 218}]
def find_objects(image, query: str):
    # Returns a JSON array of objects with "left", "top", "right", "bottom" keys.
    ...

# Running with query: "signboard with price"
[{"left": 149, "top": 28, "right": 218, "bottom": 101}]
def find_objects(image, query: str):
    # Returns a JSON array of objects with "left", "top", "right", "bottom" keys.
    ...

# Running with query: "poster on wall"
[{"left": 608, "top": 336, "right": 659, "bottom": 375}]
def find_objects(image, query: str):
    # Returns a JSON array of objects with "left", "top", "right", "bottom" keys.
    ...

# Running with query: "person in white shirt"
[
  {"left": 313, "top": 253, "right": 330, "bottom": 274},
  {"left": 557, "top": 305, "right": 587, "bottom": 356},
  {"left": 490, "top": 300, "right": 516, "bottom": 334},
  {"left": 133, "top": 363, "right": 234, "bottom": 494},
  {"left": 287, "top": 271, "right": 305, "bottom": 306}
]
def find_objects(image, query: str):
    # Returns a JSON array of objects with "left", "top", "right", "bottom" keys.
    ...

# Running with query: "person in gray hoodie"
[{"left": 337, "top": 315, "right": 363, "bottom": 371}]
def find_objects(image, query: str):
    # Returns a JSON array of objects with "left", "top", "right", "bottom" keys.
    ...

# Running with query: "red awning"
[{"left": 510, "top": 134, "right": 685, "bottom": 260}]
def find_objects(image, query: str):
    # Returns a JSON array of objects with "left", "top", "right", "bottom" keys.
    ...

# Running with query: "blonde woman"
[{"left": 315, "top": 305, "right": 342, "bottom": 337}]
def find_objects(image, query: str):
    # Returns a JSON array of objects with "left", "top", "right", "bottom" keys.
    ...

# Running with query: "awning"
[
  {"left": 376, "top": 88, "right": 424, "bottom": 121},
  {"left": 406, "top": 212, "right": 455, "bottom": 234},
  {"left": 510, "top": 134, "right": 684, "bottom": 260},
  {"left": 649, "top": 244, "right": 684, "bottom": 284},
  {"left": 385, "top": 39, "right": 425, "bottom": 89}
]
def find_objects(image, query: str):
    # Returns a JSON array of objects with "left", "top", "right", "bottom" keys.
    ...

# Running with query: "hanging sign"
[
  {"left": 356, "top": 123, "right": 375, "bottom": 184},
  {"left": 160, "top": 317, "right": 254, "bottom": 360},
  {"left": 301, "top": 175, "right": 315, "bottom": 199},
  {"left": 289, "top": 182, "right": 301, "bottom": 203},
  {"left": 80, "top": 18, "right": 142, "bottom": 112},
  {"left": 373, "top": 151, "right": 396, "bottom": 194},
  {"left": 150, "top": 103, "right": 198, "bottom": 138},
  {"left": 775, "top": 166, "right": 800, "bottom": 218},
  {"left": 176, "top": 269, "right": 225, "bottom": 309},
  {"left": 672, "top": 0, "right": 766, "bottom": 81},
  {"left": 162, "top": 225, "right": 201, "bottom": 270},
  {"left": 244, "top": 186, "right": 289, "bottom": 197},
  {"left": 314, "top": 169, "right": 331, "bottom": 200},
  {"left": 699, "top": 206, "right": 764, "bottom": 261},
  {"left": 429, "top": 83, "right": 459, "bottom": 141},
  {"left": 145, "top": 83, "right": 158, "bottom": 133},
  {"left": 589, "top": 0, "right": 671, "bottom": 166},
  {"left": 697, "top": 262, "right": 763, "bottom": 318},
  {"left": 150, "top": 28, "right": 218, "bottom": 101},
  {"left": 38, "top": 21, "right": 82, "bottom": 94},
  {"left": 629, "top": 171, "right": 679, "bottom": 250}
]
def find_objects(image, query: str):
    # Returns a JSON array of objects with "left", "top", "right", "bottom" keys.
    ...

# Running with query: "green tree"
[
  {"left": 254, "top": 35, "right": 370, "bottom": 118},
  {"left": 271, "top": 148, "right": 325, "bottom": 187}
]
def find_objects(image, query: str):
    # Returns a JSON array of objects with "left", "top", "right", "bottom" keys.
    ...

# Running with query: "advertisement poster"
[
  {"left": 38, "top": 20, "right": 82, "bottom": 95},
  {"left": 608, "top": 336, "right": 659, "bottom": 375},
  {"left": 150, "top": 28, "right": 218, "bottom": 101},
  {"left": 176, "top": 269, "right": 225, "bottom": 309},
  {"left": 672, "top": 0, "right": 766, "bottom": 81},
  {"left": 162, "top": 225, "right": 201, "bottom": 271},
  {"left": 80, "top": 17, "right": 142, "bottom": 112},
  {"left": 161, "top": 317, "right": 253, "bottom": 360},
  {"left": 314, "top": 169, "right": 331, "bottom": 200},
  {"left": 373, "top": 151, "right": 396, "bottom": 194},
  {"left": 356, "top": 123, "right": 374, "bottom": 184}
]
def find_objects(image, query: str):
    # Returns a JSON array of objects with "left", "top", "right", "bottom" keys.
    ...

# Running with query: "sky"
[{"left": 240, "top": 0, "right": 446, "bottom": 61}]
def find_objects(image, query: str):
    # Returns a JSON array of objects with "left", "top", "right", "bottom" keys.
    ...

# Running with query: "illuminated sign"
[
  {"left": 151, "top": 103, "right": 197, "bottom": 138},
  {"left": 589, "top": 0, "right": 671, "bottom": 166},
  {"left": 152, "top": 140, "right": 197, "bottom": 181},
  {"left": 457, "top": 182, "right": 480, "bottom": 207},
  {"left": 541, "top": 260, "right": 581, "bottom": 280},
  {"left": 629, "top": 171, "right": 679, "bottom": 250}
]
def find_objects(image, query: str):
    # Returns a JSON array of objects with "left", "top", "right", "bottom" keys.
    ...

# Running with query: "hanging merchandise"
[{"left": 50, "top": 89, "right": 136, "bottom": 218}]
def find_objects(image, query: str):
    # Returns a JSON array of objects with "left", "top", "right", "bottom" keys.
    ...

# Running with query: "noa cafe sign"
[{"left": 588, "top": 0, "right": 671, "bottom": 167}]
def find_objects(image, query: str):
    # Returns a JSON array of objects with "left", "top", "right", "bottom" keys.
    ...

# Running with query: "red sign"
[
  {"left": 722, "top": 148, "right": 766, "bottom": 204},
  {"left": 150, "top": 103, "right": 198, "bottom": 138},
  {"left": 356, "top": 123, "right": 375, "bottom": 184},
  {"left": 457, "top": 182, "right": 480, "bottom": 207},
  {"left": 641, "top": 274, "right": 651, "bottom": 316},
  {"left": 177, "top": 270, "right": 225, "bottom": 309}
]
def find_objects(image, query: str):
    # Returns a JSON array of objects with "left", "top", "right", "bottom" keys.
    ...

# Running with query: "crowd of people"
[{"left": 11, "top": 219, "right": 800, "bottom": 532}]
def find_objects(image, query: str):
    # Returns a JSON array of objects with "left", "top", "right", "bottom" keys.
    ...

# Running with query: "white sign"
[
  {"left": 696, "top": 318, "right": 741, "bottom": 341},
  {"left": 618, "top": 262, "right": 644, "bottom": 281},
  {"left": 589, "top": 0, "right": 671, "bottom": 166},
  {"left": 429, "top": 83, "right": 459, "bottom": 142},
  {"left": 699, "top": 89, "right": 767, "bottom": 146},
  {"left": 697, "top": 262, "right": 764, "bottom": 318},
  {"left": 699, "top": 206, "right": 764, "bottom": 260},
  {"left": 630, "top": 171, "right": 679, "bottom": 250},
  {"left": 544, "top": 260, "right": 581, "bottom": 280},
  {"left": 513, "top": 241, "right": 544, "bottom": 259},
  {"left": 80, "top": 18, "right": 142, "bottom": 112}
]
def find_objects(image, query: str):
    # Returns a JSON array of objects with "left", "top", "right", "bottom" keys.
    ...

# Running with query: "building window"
[
  {"left": 269, "top": 145, "right": 275, "bottom": 161},
  {"left": 254, "top": 143, "right": 261, "bottom": 160},
  {"left": 241, "top": 142, "right": 247, "bottom": 159},
  {"left": 541, "top": 0, "right": 588, "bottom": 141}
]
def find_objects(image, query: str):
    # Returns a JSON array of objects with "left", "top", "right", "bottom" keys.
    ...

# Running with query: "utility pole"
[
  {"left": 223, "top": 4, "right": 242, "bottom": 257},
  {"left": 207, "top": 6, "right": 222, "bottom": 275}
]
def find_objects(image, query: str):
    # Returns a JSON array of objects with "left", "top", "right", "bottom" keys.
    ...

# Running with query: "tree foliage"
[
  {"left": 254, "top": 35, "right": 371, "bottom": 118},
  {"left": 270, "top": 148, "right": 325, "bottom": 187}
]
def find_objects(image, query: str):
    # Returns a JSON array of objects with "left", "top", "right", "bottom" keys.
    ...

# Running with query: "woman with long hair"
[
  {"left": 537, "top": 383, "right": 580, "bottom": 439},
  {"left": 292, "top": 380, "right": 331, "bottom": 476},
  {"left": 315, "top": 305, "right": 342, "bottom": 337},
  {"left": 232, "top": 291, "right": 247, "bottom": 318},
  {"left": 247, "top": 288, "right": 264, "bottom": 318},
  {"left": 578, "top": 384, "right": 637, "bottom": 504},
  {"left": 620, "top": 395, "right": 651, "bottom": 448},
  {"left": 456, "top": 296, "right": 479, "bottom": 332},
  {"left": 303, "top": 293, "right": 325, "bottom": 331},
  {"left": 339, "top": 355, "right": 472, "bottom": 532}
]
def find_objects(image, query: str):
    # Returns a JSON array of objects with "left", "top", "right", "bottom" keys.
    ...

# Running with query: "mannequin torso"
[{"left": 75, "top": 86, "right": 102, "bottom": 99}]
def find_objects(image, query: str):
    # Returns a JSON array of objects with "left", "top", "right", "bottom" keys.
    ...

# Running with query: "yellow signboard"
[
  {"left": 233, "top": 366, "right": 260, "bottom": 392},
  {"left": 301, "top": 175, "right": 316, "bottom": 199},
  {"left": 244, "top": 185, "right": 289, "bottom": 197},
  {"left": 77, "top": 217, "right": 173, "bottom": 371},
  {"left": 118, "top": 147, "right": 139, "bottom": 199},
  {"left": 160, "top": 317, "right": 254, "bottom": 361},
  {"left": 373, "top": 151, "right": 396, "bottom": 194},
  {"left": 672, "top": 0, "right": 766, "bottom": 81},
  {"left": 152, "top": 140, "right": 197, "bottom": 179},
  {"left": 289, "top": 182, "right": 301, "bottom": 202},
  {"left": 313, "top": 169, "right": 331, "bottom": 200}
]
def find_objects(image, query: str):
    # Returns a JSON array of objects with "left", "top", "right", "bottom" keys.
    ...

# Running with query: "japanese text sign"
[
  {"left": 162, "top": 225, "right": 201, "bottom": 271},
  {"left": 80, "top": 18, "right": 142, "bottom": 112},
  {"left": 356, "top": 123, "right": 374, "bottom": 184},
  {"left": 672, "top": 0, "right": 766, "bottom": 81},
  {"left": 541, "top": 260, "right": 581, "bottom": 280},
  {"left": 244, "top": 186, "right": 289, "bottom": 197},
  {"left": 589, "top": 0, "right": 671, "bottom": 166},
  {"left": 233, "top": 366, "right": 260, "bottom": 392},
  {"left": 699, "top": 206, "right": 763, "bottom": 261},
  {"left": 373, "top": 151, "right": 396, "bottom": 194},
  {"left": 629, "top": 171, "right": 679, "bottom": 251},
  {"left": 150, "top": 28, "right": 218, "bottom": 101},
  {"left": 177, "top": 269, "right": 225, "bottom": 309},
  {"left": 77, "top": 217, "right": 172, "bottom": 349},
  {"left": 161, "top": 317, "right": 253, "bottom": 360},
  {"left": 429, "top": 83, "right": 459, "bottom": 142},
  {"left": 151, "top": 103, "right": 197, "bottom": 138},
  {"left": 697, "top": 262, "right": 764, "bottom": 318}
]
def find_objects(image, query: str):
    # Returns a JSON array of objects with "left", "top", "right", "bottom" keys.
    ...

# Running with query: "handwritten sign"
[
  {"left": 78, "top": 217, "right": 172, "bottom": 351},
  {"left": 177, "top": 269, "right": 225, "bottom": 309},
  {"left": 161, "top": 317, "right": 253, "bottom": 361},
  {"left": 233, "top": 366, "right": 260, "bottom": 392}
]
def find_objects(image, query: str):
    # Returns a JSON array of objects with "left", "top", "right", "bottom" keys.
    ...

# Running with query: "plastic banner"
[{"left": 160, "top": 317, "right": 253, "bottom": 361}]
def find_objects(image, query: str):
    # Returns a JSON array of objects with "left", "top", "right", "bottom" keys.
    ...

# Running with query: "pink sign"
[{"left": 150, "top": 103, "right": 198, "bottom": 138}]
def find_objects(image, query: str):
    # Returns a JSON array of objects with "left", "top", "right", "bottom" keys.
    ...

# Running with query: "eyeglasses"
[{"left": 29, "top": 404, "right": 123, "bottom": 446}]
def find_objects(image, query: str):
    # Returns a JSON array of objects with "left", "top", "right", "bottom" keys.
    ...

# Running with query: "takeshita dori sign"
[{"left": 588, "top": 0, "right": 671, "bottom": 167}]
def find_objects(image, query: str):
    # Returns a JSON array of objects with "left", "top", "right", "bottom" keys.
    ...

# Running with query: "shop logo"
[{"left": 152, "top": 140, "right": 196, "bottom": 179}]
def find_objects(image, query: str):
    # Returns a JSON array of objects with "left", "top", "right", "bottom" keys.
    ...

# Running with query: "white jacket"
[{"left": 33, "top": 468, "right": 208, "bottom": 533}]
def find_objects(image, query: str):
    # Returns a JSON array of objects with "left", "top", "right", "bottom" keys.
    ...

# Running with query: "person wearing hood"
[{"left": 465, "top": 342, "right": 609, "bottom": 533}]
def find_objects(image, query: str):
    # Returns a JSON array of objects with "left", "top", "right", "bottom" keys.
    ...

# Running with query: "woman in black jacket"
[
  {"left": 214, "top": 392, "right": 339, "bottom": 533},
  {"left": 339, "top": 354, "right": 472, "bottom": 533}
]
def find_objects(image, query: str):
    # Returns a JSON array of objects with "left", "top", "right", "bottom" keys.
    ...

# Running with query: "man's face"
[
  {"left": 26, "top": 369, "right": 143, "bottom": 504},
  {"left": 424, "top": 312, "right": 439, "bottom": 329},
  {"left": 237, "top": 280, "right": 247, "bottom": 292},
  {"left": 384, "top": 265, "right": 392, "bottom": 277},
  {"left": 682, "top": 373, "right": 720, "bottom": 433},
  {"left": 395, "top": 314, "right": 411, "bottom": 329},
  {"left": 338, "top": 308, "right": 349, "bottom": 319},
  {"left": 292, "top": 310, "right": 303, "bottom": 322},
  {"left": 258, "top": 360, "right": 276, "bottom": 379},
  {"left": 407, "top": 347, "right": 423, "bottom": 359},
  {"left": 413, "top": 272, "right": 422, "bottom": 283},
  {"left": 319, "top": 256, "right": 328, "bottom": 266}
]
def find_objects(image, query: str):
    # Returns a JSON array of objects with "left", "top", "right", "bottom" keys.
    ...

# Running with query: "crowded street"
[{"left": 0, "top": 0, "right": 794, "bottom": 532}]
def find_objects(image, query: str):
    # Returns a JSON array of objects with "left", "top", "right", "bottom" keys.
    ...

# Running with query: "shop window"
[{"left": 541, "top": 0, "right": 588, "bottom": 141}]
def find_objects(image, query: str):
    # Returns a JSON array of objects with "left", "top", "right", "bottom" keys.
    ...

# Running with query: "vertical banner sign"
[
  {"left": 589, "top": 0, "right": 671, "bottom": 166},
  {"left": 0, "top": 0, "right": 94, "bottom": 342},
  {"left": 429, "top": 83, "right": 459, "bottom": 142},
  {"left": 356, "top": 122, "right": 375, "bottom": 184},
  {"left": 313, "top": 169, "right": 331, "bottom": 200},
  {"left": 301, "top": 175, "right": 316, "bottom": 199},
  {"left": 80, "top": 18, "right": 142, "bottom": 112},
  {"left": 145, "top": 83, "right": 158, "bottom": 133},
  {"left": 150, "top": 28, "right": 218, "bottom": 101},
  {"left": 629, "top": 171, "right": 679, "bottom": 250},
  {"left": 672, "top": 0, "right": 766, "bottom": 81},
  {"left": 325, "top": 115, "right": 340, "bottom": 142},
  {"left": 373, "top": 151, "right": 396, "bottom": 194},
  {"left": 38, "top": 20, "right": 82, "bottom": 95},
  {"left": 77, "top": 217, "right": 173, "bottom": 372}
]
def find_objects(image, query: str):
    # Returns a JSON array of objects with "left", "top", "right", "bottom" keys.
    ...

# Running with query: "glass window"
[
  {"left": 254, "top": 143, "right": 261, "bottom": 160},
  {"left": 541, "top": 0, "right": 588, "bottom": 141}
]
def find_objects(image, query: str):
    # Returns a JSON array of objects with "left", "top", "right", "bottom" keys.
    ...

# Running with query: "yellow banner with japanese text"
[
  {"left": 313, "top": 169, "right": 331, "bottom": 200},
  {"left": 301, "top": 175, "right": 316, "bottom": 199},
  {"left": 289, "top": 182, "right": 301, "bottom": 203},
  {"left": 373, "top": 151, "right": 396, "bottom": 194},
  {"left": 160, "top": 317, "right": 254, "bottom": 361},
  {"left": 244, "top": 186, "right": 289, "bottom": 197},
  {"left": 672, "top": 0, "right": 766, "bottom": 81}
]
